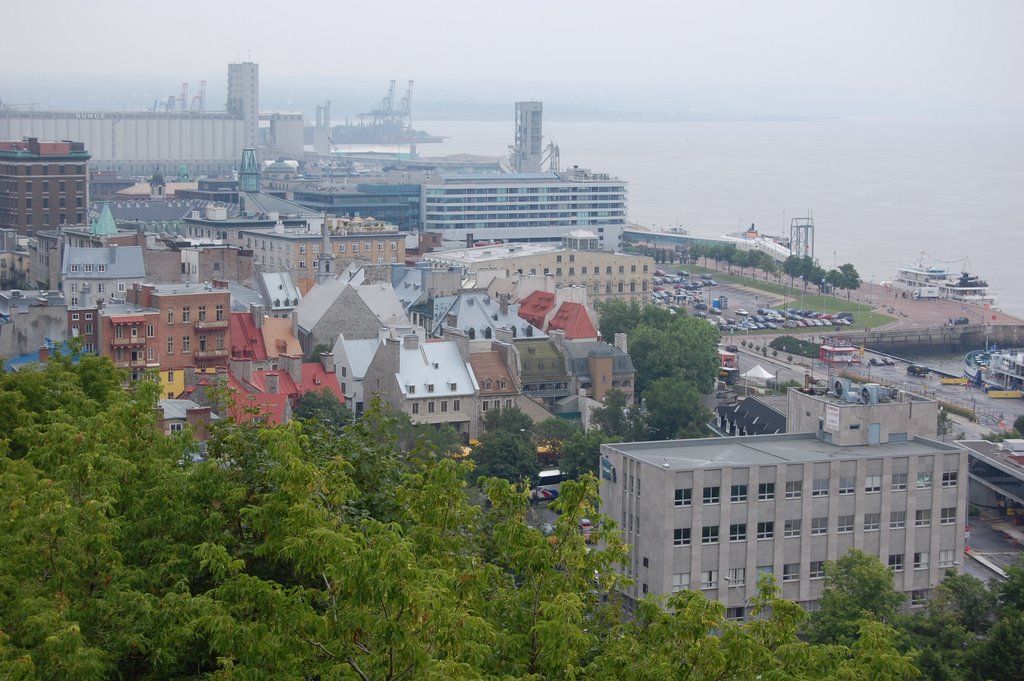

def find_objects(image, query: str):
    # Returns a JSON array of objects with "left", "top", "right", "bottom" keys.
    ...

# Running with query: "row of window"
[
  {"left": 8, "top": 163, "right": 86, "bottom": 176},
  {"left": 162, "top": 334, "right": 224, "bottom": 354},
  {"left": 166, "top": 305, "right": 226, "bottom": 324},
  {"left": 672, "top": 508, "right": 957, "bottom": 546},
  {"left": 23, "top": 196, "right": 83, "bottom": 210},
  {"left": 16, "top": 179, "right": 84, "bottom": 192},
  {"left": 410, "top": 399, "right": 461, "bottom": 415},
  {"left": 248, "top": 238, "right": 399, "bottom": 254},
  {"left": 672, "top": 472, "right": 958, "bottom": 506}
]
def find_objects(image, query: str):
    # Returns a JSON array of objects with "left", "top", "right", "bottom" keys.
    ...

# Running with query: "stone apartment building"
[
  {"left": 599, "top": 386, "right": 965, "bottom": 618},
  {"left": 422, "top": 230, "right": 654, "bottom": 305}
]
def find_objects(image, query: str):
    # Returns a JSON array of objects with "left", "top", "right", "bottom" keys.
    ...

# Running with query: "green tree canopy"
[
  {"left": 806, "top": 549, "right": 906, "bottom": 646},
  {"left": 642, "top": 376, "right": 712, "bottom": 440}
]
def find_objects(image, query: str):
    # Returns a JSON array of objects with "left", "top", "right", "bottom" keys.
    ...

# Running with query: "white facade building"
[{"left": 421, "top": 168, "right": 627, "bottom": 250}]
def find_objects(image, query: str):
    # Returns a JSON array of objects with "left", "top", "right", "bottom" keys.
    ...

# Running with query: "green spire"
[{"left": 90, "top": 203, "right": 118, "bottom": 236}]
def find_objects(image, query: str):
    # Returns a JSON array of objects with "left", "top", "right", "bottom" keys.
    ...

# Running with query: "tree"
[
  {"left": 292, "top": 387, "right": 350, "bottom": 427},
  {"left": 591, "top": 389, "right": 645, "bottom": 441},
  {"left": 532, "top": 416, "right": 582, "bottom": 465},
  {"left": 560, "top": 428, "right": 611, "bottom": 479},
  {"left": 1014, "top": 414, "right": 1024, "bottom": 436},
  {"left": 937, "top": 408, "right": 953, "bottom": 440},
  {"left": 642, "top": 376, "right": 712, "bottom": 440},
  {"left": 806, "top": 549, "right": 905, "bottom": 646},
  {"left": 482, "top": 405, "right": 534, "bottom": 438},
  {"left": 472, "top": 430, "right": 539, "bottom": 483},
  {"left": 838, "top": 263, "right": 863, "bottom": 299}
]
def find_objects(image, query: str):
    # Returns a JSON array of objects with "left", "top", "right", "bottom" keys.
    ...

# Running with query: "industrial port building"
[{"left": 0, "top": 62, "right": 302, "bottom": 176}]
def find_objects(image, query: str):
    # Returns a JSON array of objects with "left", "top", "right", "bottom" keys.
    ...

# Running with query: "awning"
[{"left": 109, "top": 315, "right": 146, "bottom": 324}]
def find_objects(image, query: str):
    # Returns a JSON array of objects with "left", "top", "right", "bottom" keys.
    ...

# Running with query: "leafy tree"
[
  {"left": 1014, "top": 414, "right": 1024, "bottom": 436},
  {"left": 975, "top": 610, "right": 1024, "bottom": 681},
  {"left": 838, "top": 262, "right": 863, "bottom": 299},
  {"left": 560, "top": 428, "right": 611, "bottom": 479},
  {"left": 642, "top": 376, "right": 711, "bottom": 440},
  {"left": 472, "top": 430, "right": 539, "bottom": 483},
  {"left": 591, "top": 388, "right": 645, "bottom": 441},
  {"left": 806, "top": 549, "right": 905, "bottom": 646},
  {"left": 303, "top": 342, "right": 333, "bottom": 362},
  {"left": 532, "top": 416, "right": 582, "bottom": 464},
  {"left": 482, "top": 405, "right": 533, "bottom": 438},
  {"left": 292, "top": 387, "right": 350, "bottom": 427},
  {"left": 937, "top": 408, "right": 953, "bottom": 440}
]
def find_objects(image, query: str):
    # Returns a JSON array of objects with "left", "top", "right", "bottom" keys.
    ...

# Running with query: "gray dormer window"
[{"left": 427, "top": 384, "right": 435, "bottom": 393}]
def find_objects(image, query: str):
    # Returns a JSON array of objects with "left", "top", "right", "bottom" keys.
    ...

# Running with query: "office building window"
[
  {"left": 727, "top": 567, "right": 745, "bottom": 587},
  {"left": 889, "top": 554, "right": 904, "bottom": 571},
  {"left": 729, "top": 523, "right": 747, "bottom": 541},
  {"left": 730, "top": 484, "right": 747, "bottom": 503},
  {"left": 811, "top": 517, "right": 828, "bottom": 535},
  {"left": 756, "top": 521, "right": 774, "bottom": 540},
  {"left": 892, "top": 472, "right": 908, "bottom": 491},
  {"left": 864, "top": 513, "right": 881, "bottom": 531},
  {"left": 942, "top": 471, "right": 958, "bottom": 487},
  {"left": 911, "top": 590, "right": 929, "bottom": 607},
  {"left": 837, "top": 515, "right": 854, "bottom": 533},
  {"left": 891, "top": 511, "right": 906, "bottom": 529},
  {"left": 939, "top": 550, "right": 955, "bottom": 568},
  {"left": 917, "top": 472, "right": 933, "bottom": 489},
  {"left": 783, "top": 563, "right": 800, "bottom": 582},
  {"left": 785, "top": 480, "right": 802, "bottom": 498},
  {"left": 703, "top": 486, "right": 720, "bottom": 504},
  {"left": 865, "top": 475, "right": 882, "bottom": 493},
  {"left": 701, "top": 526, "right": 719, "bottom": 544},
  {"left": 915, "top": 509, "right": 932, "bottom": 527},
  {"left": 673, "top": 528, "right": 691, "bottom": 547},
  {"left": 940, "top": 507, "right": 957, "bottom": 525},
  {"left": 809, "top": 560, "right": 825, "bottom": 579},
  {"left": 701, "top": 570, "right": 718, "bottom": 589},
  {"left": 914, "top": 552, "right": 930, "bottom": 570},
  {"left": 784, "top": 519, "right": 801, "bottom": 537},
  {"left": 672, "top": 573, "right": 689, "bottom": 593},
  {"left": 839, "top": 477, "right": 855, "bottom": 495},
  {"left": 812, "top": 479, "right": 829, "bottom": 496},
  {"left": 758, "top": 482, "right": 775, "bottom": 500}
]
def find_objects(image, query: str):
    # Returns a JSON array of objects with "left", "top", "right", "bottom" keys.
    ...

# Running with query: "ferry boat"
[
  {"left": 894, "top": 257, "right": 994, "bottom": 306},
  {"left": 965, "top": 348, "right": 1024, "bottom": 391}
]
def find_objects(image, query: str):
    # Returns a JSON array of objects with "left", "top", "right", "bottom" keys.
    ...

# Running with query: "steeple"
[
  {"left": 150, "top": 166, "right": 166, "bottom": 200},
  {"left": 239, "top": 148, "right": 260, "bottom": 192},
  {"left": 90, "top": 203, "right": 118, "bottom": 237},
  {"left": 317, "top": 221, "right": 334, "bottom": 282}
]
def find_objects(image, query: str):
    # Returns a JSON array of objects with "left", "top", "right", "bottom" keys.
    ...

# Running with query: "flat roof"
[{"left": 603, "top": 433, "right": 959, "bottom": 471}]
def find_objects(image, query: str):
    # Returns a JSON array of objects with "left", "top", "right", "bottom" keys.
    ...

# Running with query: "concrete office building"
[
  {"left": 599, "top": 386, "right": 966, "bottom": 618},
  {"left": 421, "top": 168, "right": 627, "bottom": 250}
]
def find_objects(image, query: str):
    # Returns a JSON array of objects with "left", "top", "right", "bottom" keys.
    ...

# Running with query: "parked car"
[
  {"left": 907, "top": 364, "right": 930, "bottom": 376},
  {"left": 952, "top": 317, "right": 970, "bottom": 325},
  {"left": 836, "top": 312, "right": 855, "bottom": 321}
]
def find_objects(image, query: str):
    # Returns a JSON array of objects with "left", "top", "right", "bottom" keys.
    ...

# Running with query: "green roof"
[{"left": 90, "top": 203, "right": 118, "bottom": 236}]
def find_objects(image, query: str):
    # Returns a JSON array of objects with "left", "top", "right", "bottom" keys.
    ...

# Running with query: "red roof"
[
  {"left": 518, "top": 290, "right": 555, "bottom": 329},
  {"left": 229, "top": 312, "right": 269, "bottom": 361},
  {"left": 109, "top": 315, "right": 147, "bottom": 324},
  {"left": 546, "top": 302, "right": 598, "bottom": 340},
  {"left": 299, "top": 363, "right": 345, "bottom": 402}
]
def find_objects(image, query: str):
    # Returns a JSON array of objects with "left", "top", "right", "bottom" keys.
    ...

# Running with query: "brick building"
[
  {"left": 96, "top": 282, "right": 231, "bottom": 378},
  {"left": 0, "top": 138, "right": 90, "bottom": 234}
]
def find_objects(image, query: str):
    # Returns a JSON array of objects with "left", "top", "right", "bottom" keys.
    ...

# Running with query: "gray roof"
[
  {"left": 560, "top": 340, "right": 635, "bottom": 374},
  {"left": 228, "top": 283, "right": 265, "bottom": 312},
  {"left": 392, "top": 267, "right": 428, "bottom": 309},
  {"left": 158, "top": 399, "right": 220, "bottom": 421},
  {"left": 90, "top": 200, "right": 236, "bottom": 224},
  {"left": 603, "top": 433, "right": 960, "bottom": 471},
  {"left": 239, "top": 192, "right": 323, "bottom": 218},
  {"left": 260, "top": 271, "right": 302, "bottom": 311},
  {"left": 295, "top": 274, "right": 351, "bottom": 330},
  {"left": 430, "top": 291, "right": 544, "bottom": 339},
  {"left": 332, "top": 335, "right": 380, "bottom": 379},
  {"left": 392, "top": 340, "right": 477, "bottom": 398},
  {"left": 61, "top": 245, "right": 146, "bottom": 279}
]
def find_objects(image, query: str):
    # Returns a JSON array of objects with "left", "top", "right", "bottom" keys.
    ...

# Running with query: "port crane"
[{"left": 360, "top": 80, "right": 415, "bottom": 132}]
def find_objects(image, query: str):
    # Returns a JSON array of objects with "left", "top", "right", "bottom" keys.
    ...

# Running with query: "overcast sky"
[{"left": 3, "top": 0, "right": 1023, "bottom": 117}]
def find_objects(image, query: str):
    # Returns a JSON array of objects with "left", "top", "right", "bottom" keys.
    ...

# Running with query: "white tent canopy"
[{"left": 743, "top": 364, "right": 775, "bottom": 382}]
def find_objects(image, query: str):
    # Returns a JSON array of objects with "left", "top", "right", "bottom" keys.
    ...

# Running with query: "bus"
[{"left": 533, "top": 469, "right": 565, "bottom": 502}]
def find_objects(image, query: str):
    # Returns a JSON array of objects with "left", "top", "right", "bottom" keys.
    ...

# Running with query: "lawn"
[{"left": 688, "top": 264, "right": 895, "bottom": 330}]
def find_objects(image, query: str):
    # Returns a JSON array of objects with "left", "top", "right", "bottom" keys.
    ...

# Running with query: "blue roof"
[{"left": 2, "top": 341, "right": 83, "bottom": 372}]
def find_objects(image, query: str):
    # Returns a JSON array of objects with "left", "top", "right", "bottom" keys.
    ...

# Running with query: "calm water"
[{"left": 420, "top": 120, "right": 1024, "bottom": 317}]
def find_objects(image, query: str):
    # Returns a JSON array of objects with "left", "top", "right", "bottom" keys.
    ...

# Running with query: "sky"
[{"left": 3, "top": 0, "right": 1023, "bottom": 119}]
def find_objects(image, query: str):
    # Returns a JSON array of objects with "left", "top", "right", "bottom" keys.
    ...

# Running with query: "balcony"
[
  {"left": 110, "top": 336, "right": 146, "bottom": 347},
  {"left": 194, "top": 348, "right": 229, "bottom": 360},
  {"left": 194, "top": 319, "right": 229, "bottom": 330}
]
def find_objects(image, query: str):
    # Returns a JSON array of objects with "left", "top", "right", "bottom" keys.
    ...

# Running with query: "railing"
[
  {"left": 110, "top": 336, "right": 145, "bottom": 346},
  {"left": 194, "top": 319, "right": 229, "bottom": 330},
  {"left": 194, "top": 348, "right": 229, "bottom": 359}
]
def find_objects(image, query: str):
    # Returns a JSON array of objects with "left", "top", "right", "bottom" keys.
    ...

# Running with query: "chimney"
[
  {"left": 499, "top": 294, "right": 509, "bottom": 316},
  {"left": 614, "top": 332, "right": 628, "bottom": 354},
  {"left": 250, "top": 303, "right": 264, "bottom": 329},
  {"left": 403, "top": 334, "right": 419, "bottom": 350},
  {"left": 110, "top": 244, "right": 117, "bottom": 264},
  {"left": 265, "top": 371, "right": 280, "bottom": 395},
  {"left": 229, "top": 357, "right": 254, "bottom": 383},
  {"left": 212, "top": 279, "right": 229, "bottom": 289},
  {"left": 279, "top": 353, "right": 303, "bottom": 384},
  {"left": 38, "top": 345, "right": 49, "bottom": 363},
  {"left": 319, "top": 352, "right": 335, "bottom": 373}
]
